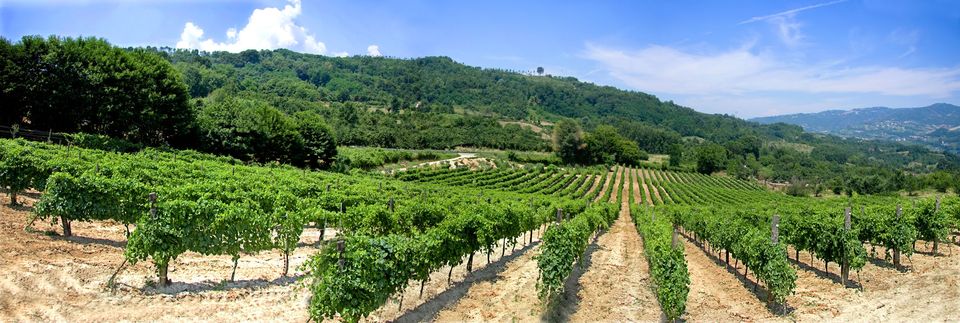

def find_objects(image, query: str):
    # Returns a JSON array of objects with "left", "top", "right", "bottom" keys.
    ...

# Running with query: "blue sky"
[{"left": 2, "top": 0, "right": 959, "bottom": 117}]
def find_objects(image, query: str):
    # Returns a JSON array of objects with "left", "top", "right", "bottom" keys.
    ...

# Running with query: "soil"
[
  {"left": 642, "top": 168, "right": 664, "bottom": 204},
  {"left": 568, "top": 167, "right": 660, "bottom": 321},
  {"left": 593, "top": 171, "right": 614, "bottom": 203},
  {"left": 583, "top": 173, "right": 604, "bottom": 198}
]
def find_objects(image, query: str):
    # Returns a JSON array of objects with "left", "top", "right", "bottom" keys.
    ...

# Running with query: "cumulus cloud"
[
  {"left": 583, "top": 43, "right": 960, "bottom": 98},
  {"left": 367, "top": 45, "right": 382, "bottom": 57},
  {"left": 175, "top": 0, "right": 328, "bottom": 54}
]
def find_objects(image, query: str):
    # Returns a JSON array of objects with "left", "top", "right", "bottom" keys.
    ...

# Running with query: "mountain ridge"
[{"left": 751, "top": 103, "right": 960, "bottom": 154}]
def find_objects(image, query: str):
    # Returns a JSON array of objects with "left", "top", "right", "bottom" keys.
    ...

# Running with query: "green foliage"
[
  {"left": 34, "top": 172, "right": 147, "bottom": 225},
  {"left": 695, "top": 143, "right": 727, "bottom": 174},
  {"left": 668, "top": 206, "right": 796, "bottom": 304},
  {"left": 334, "top": 147, "right": 456, "bottom": 170},
  {"left": 632, "top": 206, "right": 689, "bottom": 320},
  {"left": 583, "top": 125, "right": 648, "bottom": 166},
  {"left": 912, "top": 198, "right": 951, "bottom": 245},
  {"left": 536, "top": 202, "right": 617, "bottom": 301},
  {"left": 294, "top": 110, "right": 338, "bottom": 168},
  {"left": 552, "top": 120, "right": 585, "bottom": 164},
  {"left": 0, "top": 145, "right": 45, "bottom": 204},
  {"left": 65, "top": 133, "right": 142, "bottom": 153},
  {"left": 1, "top": 36, "right": 194, "bottom": 146},
  {"left": 780, "top": 207, "right": 867, "bottom": 272}
]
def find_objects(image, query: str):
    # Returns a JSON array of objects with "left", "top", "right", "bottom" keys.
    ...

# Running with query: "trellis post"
[{"left": 841, "top": 207, "right": 851, "bottom": 285}]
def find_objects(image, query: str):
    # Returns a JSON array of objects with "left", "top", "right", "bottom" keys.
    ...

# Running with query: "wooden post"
[
  {"left": 671, "top": 226, "right": 679, "bottom": 248},
  {"left": 841, "top": 207, "right": 851, "bottom": 285},
  {"left": 388, "top": 197, "right": 395, "bottom": 213},
  {"left": 149, "top": 193, "right": 157, "bottom": 219},
  {"left": 556, "top": 208, "right": 563, "bottom": 223},
  {"left": 893, "top": 205, "right": 902, "bottom": 269},
  {"left": 934, "top": 196, "right": 941, "bottom": 255},
  {"left": 771, "top": 215, "right": 780, "bottom": 244},
  {"left": 337, "top": 240, "right": 346, "bottom": 270}
]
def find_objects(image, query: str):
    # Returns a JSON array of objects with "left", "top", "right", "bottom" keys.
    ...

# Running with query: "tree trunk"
[
  {"left": 447, "top": 266, "right": 454, "bottom": 285},
  {"left": 124, "top": 224, "right": 131, "bottom": 239},
  {"left": 420, "top": 280, "right": 426, "bottom": 298},
  {"left": 231, "top": 257, "right": 239, "bottom": 282},
  {"left": 9, "top": 190, "right": 18, "bottom": 206},
  {"left": 466, "top": 253, "right": 474, "bottom": 273},
  {"left": 61, "top": 216, "right": 72, "bottom": 237},
  {"left": 893, "top": 247, "right": 901, "bottom": 269},
  {"left": 501, "top": 239, "right": 506, "bottom": 258},
  {"left": 158, "top": 261, "right": 170, "bottom": 286},
  {"left": 317, "top": 226, "right": 325, "bottom": 247},
  {"left": 934, "top": 240, "right": 939, "bottom": 255}
]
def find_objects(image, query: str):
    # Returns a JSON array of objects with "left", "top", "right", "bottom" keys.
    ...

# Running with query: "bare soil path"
[
  {"left": 583, "top": 173, "right": 604, "bottom": 198},
  {"left": 643, "top": 169, "right": 664, "bottom": 205},
  {"left": 679, "top": 235, "right": 782, "bottom": 321},
  {"left": 568, "top": 168, "right": 661, "bottom": 322},
  {"left": 427, "top": 240, "right": 544, "bottom": 322},
  {"left": 607, "top": 167, "right": 624, "bottom": 204},
  {"left": 631, "top": 168, "right": 643, "bottom": 205},
  {"left": 593, "top": 170, "right": 614, "bottom": 203}
]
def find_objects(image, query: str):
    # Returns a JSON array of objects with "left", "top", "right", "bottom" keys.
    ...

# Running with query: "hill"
[
  {"left": 3, "top": 36, "right": 960, "bottom": 194},
  {"left": 751, "top": 103, "right": 960, "bottom": 154}
]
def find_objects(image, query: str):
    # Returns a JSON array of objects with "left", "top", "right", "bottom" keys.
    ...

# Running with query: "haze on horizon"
[{"left": 2, "top": 0, "right": 958, "bottom": 118}]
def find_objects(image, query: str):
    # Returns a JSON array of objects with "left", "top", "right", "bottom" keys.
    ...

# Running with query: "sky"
[{"left": 2, "top": 0, "right": 959, "bottom": 118}]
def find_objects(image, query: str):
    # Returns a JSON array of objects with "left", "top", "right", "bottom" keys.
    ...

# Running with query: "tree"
[
  {"left": 667, "top": 144, "right": 682, "bottom": 167},
  {"left": 536, "top": 66, "right": 544, "bottom": 76},
  {"left": 925, "top": 171, "right": 953, "bottom": 193},
  {"left": 695, "top": 143, "right": 727, "bottom": 174},
  {"left": 0, "top": 36, "right": 194, "bottom": 146},
  {"left": 197, "top": 97, "right": 308, "bottom": 165},
  {"left": 294, "top": 110, "right": 338, "bottom": 169},
  {"left": 583, "top": 125, "right": 647, "bottom": 166},
  {"left": 552, "top": 120, "right": 585, "bottom": 164}
]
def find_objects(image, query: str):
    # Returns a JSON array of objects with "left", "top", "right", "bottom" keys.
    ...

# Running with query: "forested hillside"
[
  {"left": 752, "top": 103, "right": 960, "bottom": 154},
  {"left": 2, "top": 36, "right": 959, "bottom": 194}
]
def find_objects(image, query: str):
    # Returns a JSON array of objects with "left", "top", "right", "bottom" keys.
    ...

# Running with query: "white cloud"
[
  {"left": 367, "top": 45, "right": 382, "bottom": 57},
  {"left": 333, "top": 51, "right": 349, "bottom": 58},
  {"left": 739, "top": 0, "right": 847, "bottom": 47},
  {"left": 583, "top": 43, "right": 960, "bottom": 98},
  {"left": 175, "top": 0, "right": 328, "bottom": 54},
  {"left": 889, "top": 28, "right": 919, "bottom": 58},
  {"left": 739, "top": 0, "right": 848, "bottom": 25}
]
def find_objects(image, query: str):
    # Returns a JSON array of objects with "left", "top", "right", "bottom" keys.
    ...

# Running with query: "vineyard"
[{"left": 2, "top": 137, "right": 960, "bottom": 321}]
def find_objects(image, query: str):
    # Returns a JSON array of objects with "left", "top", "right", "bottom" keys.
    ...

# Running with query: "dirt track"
[{"left": 568, "top": 167, "right": 661, "bottom": 321}]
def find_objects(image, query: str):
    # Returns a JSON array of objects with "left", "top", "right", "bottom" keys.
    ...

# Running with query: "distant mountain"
[{"left": 751, "top": 103, "right": 960, "bottom": 154}]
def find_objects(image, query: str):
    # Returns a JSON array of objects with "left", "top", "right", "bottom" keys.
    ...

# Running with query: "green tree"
[
  {"left": 294, "top": 110, "right": 338, "bottom": 169},
  {"left": 695, "top": 143, "right": 727, "bottom": 174},
  {"left": 925, "top": 171, "right": 953, "bottom": 193},
  {"left": 552, "top": 120, "right": 585, "bottom": 164},
  {"left": 0, "top": 36, "right": 194, "bottom": 146}
]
